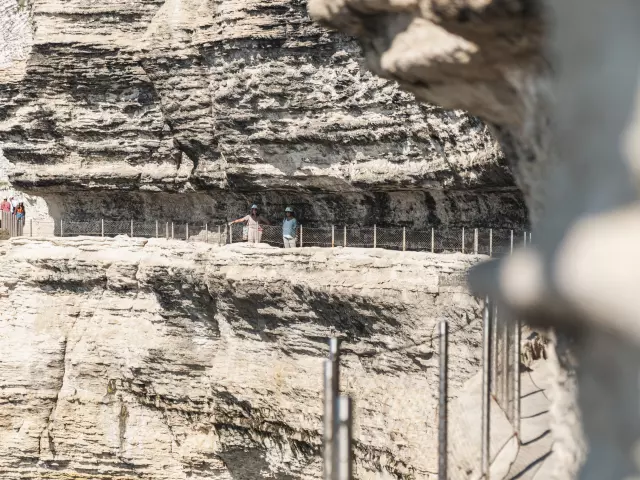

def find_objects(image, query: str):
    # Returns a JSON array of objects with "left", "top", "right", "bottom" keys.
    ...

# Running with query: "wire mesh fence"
[
  {"left": 301, "top": 227, "right": 333, "bottom": 247},
  {"left": 21, "top": 219, "right": 530, "bottom": 256},
  {"left": 375, "top": 227, "right": 403, "bottom": 250},
  {"left": 103, "top": 220, "right": 131, "bottom": 237}
]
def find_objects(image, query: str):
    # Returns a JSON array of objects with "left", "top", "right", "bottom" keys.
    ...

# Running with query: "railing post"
[
  {"left": 373, "top": 224, "right": 377, "bottom": 248},
  {"left": 300, "top": 225, "right": 303, "bottom": 247},
  {"left": 186, "top": 223, "right": 189, "bottom": 241},
  {"left": 491, "top": 300, "right": 499, "bottom": 396},
  {"left": 101, "top": 218, "right": 104, "bottom": 237},
  {"left": 514, "top": 317, "right": 522, "bottom": 436},
  {"left": 481, "top": 297, "right": 492, "bottom": 480},
  {"left": 489, "top": 228, "right": 493, "bottom": 257},
  {"left": 218, "top": 225, "right": 221, "bottom": 245},
  {"left": 205, "top": 223, "right": 208, "bottom": 242},
  {"left": 335, "top": 396, "right": 353, "bottom": 480},
  {"left": 165, "top": 222, "right": 169, "bottom": 239},
  {"left": 402, "top": 227, "right": 406, "bottom": 251},
  {"left": 529, "top": 232, "right": 532, "bottom": 244},
  {"left": 501, "top": 303, "right": 509, "bottom": 417},
  {"left": 171, "top": 222, "right": 174, "bottom": 239},
  {"left": 462, "top": 227, "right": 465, "bottom": 254},
  {"left": 130, "top": 219, "right": 133, "bottom": 238},
  {"left": 155, "top": 220, "right": 159, "bottom": 238},
  {"left": 60, "top": 218, "right": 64, "bottom": 237},
  {"left": 331, "top": 225, "right": 335, "bottom": 248},
  {"left": 510, "top": 229, "right": 514, "bottom": 254},
  {"left": 474, "top": 228, "right": 478, "bottom": 254},
  {"left": 324, "top": 339, "right": 340, "bottom": 480},
  {"left": 30, "top": 218, "right": 32, "bottom": 237},
  {"left": 524, "top": 231, "right": 527, "bottom": 248},
  {"left": 431, "top": 227, "right": 435, "bottom": 253},
  {"left": 343, "top": 226, "right": 346, "bottom": 247},
  {"left": 438, "top": 319, "right": 448, "bottom": 480}
]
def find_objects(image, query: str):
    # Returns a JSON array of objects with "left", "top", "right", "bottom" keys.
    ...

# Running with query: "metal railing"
[
  {"left": 323, "top": 339, "right": 353, "bottom": 480},
  {"left": 481, "top": 298, "right": 521, "bottom": 480},
  {"left": 14, "top": 218, "right": 530, "bottom": 256},
  {"left": 1, "top": 211, "right": 23, "bottom": 237},
  {"left": 322, "top": 299, "right": 521, "bottom": 480}
]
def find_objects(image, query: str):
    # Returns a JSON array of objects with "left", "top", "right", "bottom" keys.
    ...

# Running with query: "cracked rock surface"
[
  {"left": 0, "top": 236, "right": 485, "bottom": 479},
  {"left": 0, "top": 0, "right": 525, "bottom": 227}
]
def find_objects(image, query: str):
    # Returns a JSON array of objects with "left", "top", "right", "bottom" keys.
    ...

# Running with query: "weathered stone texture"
[
  {"left": 0, "top": 0, "right": 525, "bottom": 226},
  {"left": 0, "top": 237, "right": 485, "bottom": 479},
  {"left": 308, "top": 0, "right": 548, "bottom": 221}
]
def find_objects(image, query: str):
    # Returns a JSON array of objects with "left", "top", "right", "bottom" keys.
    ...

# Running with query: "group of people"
[
  {"left": 0, "top": 197, "right": 25, "bottom": 223},
  {"left": 229, "top": 204, "right": 298, "bottom": 248}
]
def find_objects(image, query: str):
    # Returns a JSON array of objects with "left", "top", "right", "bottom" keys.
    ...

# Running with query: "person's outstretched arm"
[{"left": 229, "top": 215, "right": 248, "bottom": 225}]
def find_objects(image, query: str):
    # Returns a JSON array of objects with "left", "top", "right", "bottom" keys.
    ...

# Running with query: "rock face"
[
  {"left": 308, "top": 0, "right": 548, "bottom": 221},
  {"left": 306, "top": 2, "right": 589, "bottom": 478},
  {"left": 0, "top": 237, "right": 486, "bottom": 479},
  {"left": 0, "top": 0, "right": 525, "bottom": 227}
]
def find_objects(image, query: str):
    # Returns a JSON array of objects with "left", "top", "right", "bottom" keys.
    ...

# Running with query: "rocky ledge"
[{"left": 0, "top": 237, "right": 485, "bottom": 479}]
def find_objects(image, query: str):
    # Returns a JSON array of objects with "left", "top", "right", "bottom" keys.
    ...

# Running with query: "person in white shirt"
[{"left": 229, "top": 204, "right": 271, "bottom": 243}]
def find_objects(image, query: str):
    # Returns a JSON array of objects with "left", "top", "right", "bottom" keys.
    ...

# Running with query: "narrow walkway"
[
  {"left": 506, "top": 360, "right": 555, "bottom": 479},
  {"left": 448, "top": 357, "right": 555, "bottom": 479}
]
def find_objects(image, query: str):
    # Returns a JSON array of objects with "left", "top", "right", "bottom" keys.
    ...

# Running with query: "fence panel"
[
  {"left": 406, "top": 229, "right": 432, "bottom": 251},
  {"left": 346, "top": 227, "right": 374, "bottom": 248},
  {"left": 433, "top": 227, "right": 462, "bottom": 253},
  {"left": 302, "top": 227, "right": 332, "bottom": 247},
  {"left": 462, "top": 228, "right": 475, "bottom": 254},
  {"left": 184, "top": 223, "right": 221, "bottom": 243},
  {"left": 61, "top": 220, "right": 101, "bottom": 236},
  {"left": 476, "top": 229, "right": 491, "bottom": 255},
  {"left": 103, "top": 220, "right": 131, "bottom": 237},
  {"left": 491, "top": 229, "right": 512, "bottom": 257},
  {"left": 375, "top": 227, "right": 403, "bottom": 250}
]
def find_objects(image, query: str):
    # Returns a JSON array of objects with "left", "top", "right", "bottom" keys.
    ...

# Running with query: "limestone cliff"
[
  {"left": 0, "top": 0, "right": 525, "bottom": 227},
  {"left": 306, "top": 0, "right": 584, "bottom": 477},
  {"left": 0, "top": 237, "right": 484, "bottom": 479}
]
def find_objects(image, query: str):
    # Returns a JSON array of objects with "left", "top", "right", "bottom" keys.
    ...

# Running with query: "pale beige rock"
[
  {"left": 309, "top": 0, "right": 640, "bottom": 477},
  {"left": 0, "top": 0, "right": 525, "bottom": 227},
  {"left": 0, "top": 236, "right": 490, "bottom": 479}
]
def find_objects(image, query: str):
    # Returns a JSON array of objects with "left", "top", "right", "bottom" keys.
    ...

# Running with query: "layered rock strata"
[
  {"left": 0, "top": 237, "right": 485, "bottom": 479},
  {"left": 308, "top": 0, "right": 548, "bottom": 221},
  {"left": 0, "top": 0, "right": 525, "bottom": 227},
  {"left": 306, "top": 2, "right": 589, "bottom": 478}
]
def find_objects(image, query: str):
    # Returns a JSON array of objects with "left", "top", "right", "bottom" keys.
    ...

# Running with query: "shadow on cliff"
[
  {"left": 145, "top": 265, "right": 220, "bottom": 337},
  {"left": 211, "top": 277, "right": 405, "bottom": 350},
  {"left": 215, "top": 434, "right": 299, "bottom": 480}
]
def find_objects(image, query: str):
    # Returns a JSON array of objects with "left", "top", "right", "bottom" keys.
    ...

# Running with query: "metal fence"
[
  {"left": 322, "top": 298, "right": 521, "bottom": 480},
  {"left": 16, "top": 219, "right": 531, "bottom": 256},
  {"left": 1, "top": 211, "right": 23, "bottom": 237}
]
